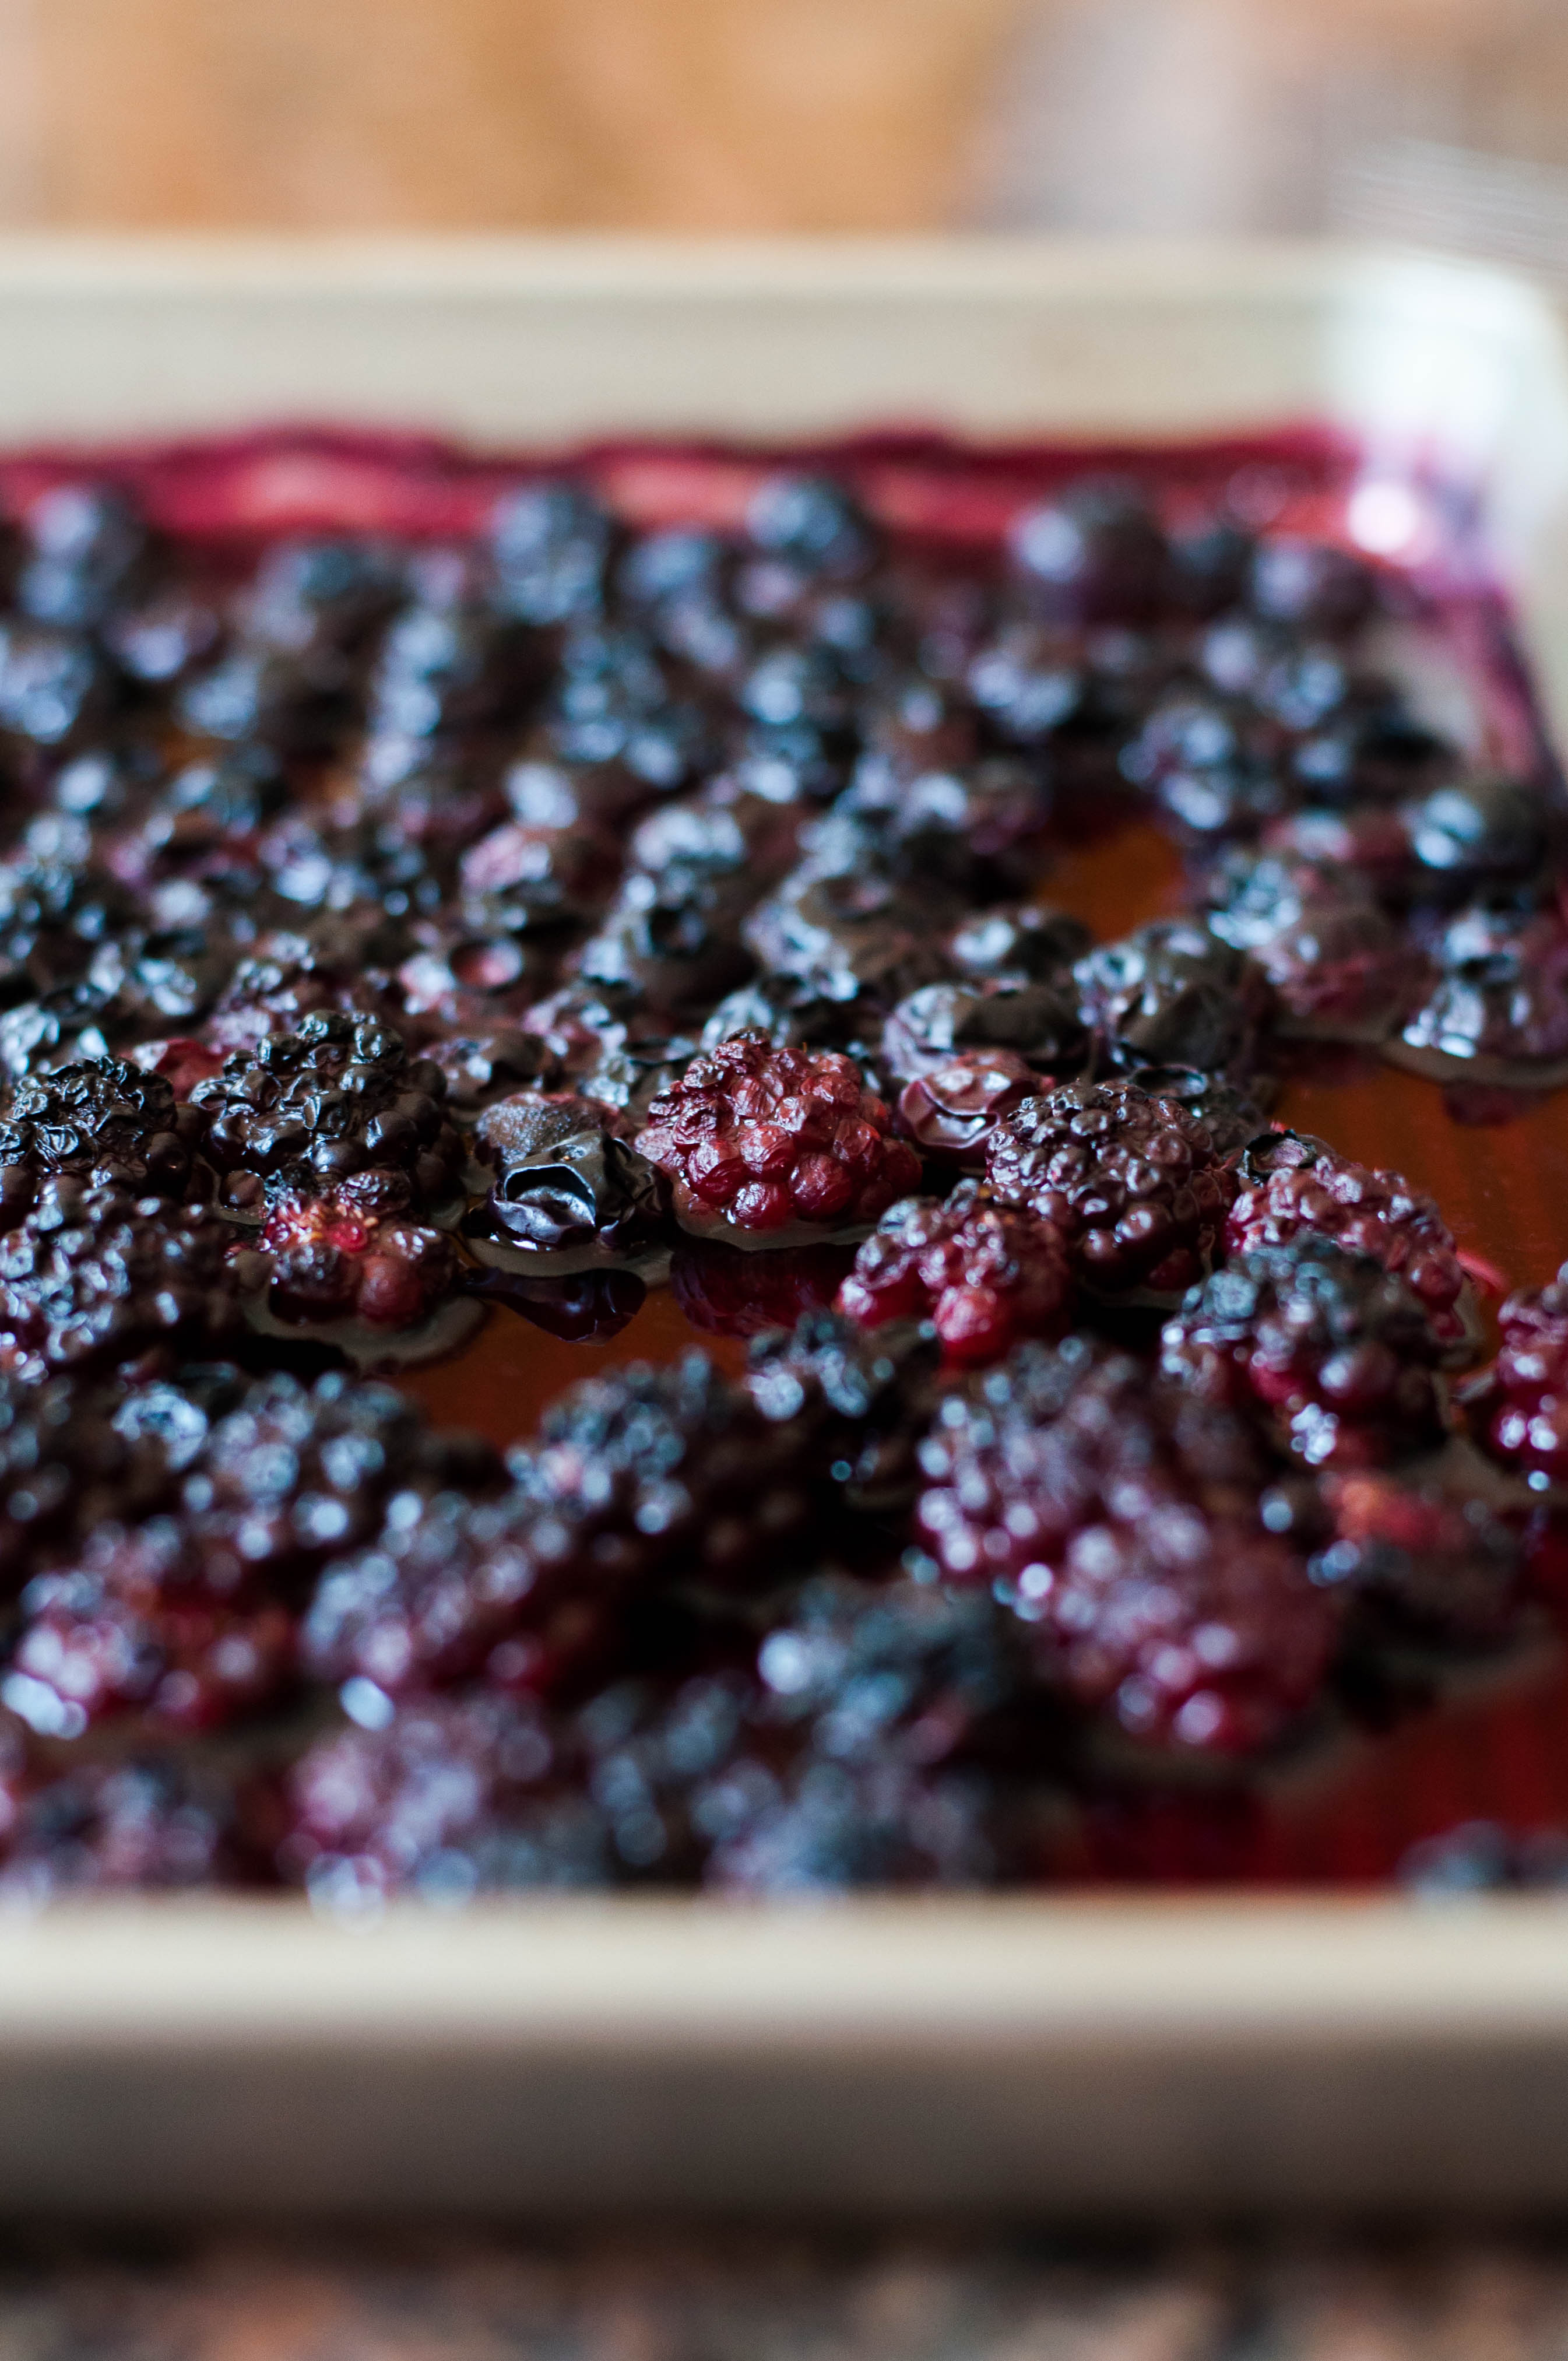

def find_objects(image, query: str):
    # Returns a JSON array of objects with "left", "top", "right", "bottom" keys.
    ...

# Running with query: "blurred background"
[{"left": 3, "top": 0, "right": 1568, "bottom": 273}]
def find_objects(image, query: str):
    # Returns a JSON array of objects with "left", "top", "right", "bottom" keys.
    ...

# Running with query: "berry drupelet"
[
  {"left": 838, "top": 1182, "right": 1072, "bottom": 1368},
  {"left": 1161, "top": 1234, "right": 1449, "bottom": 1469},
  {"left": 916, "top": 1337, "right": 1337, "bottom": 1754},
  {"left": 189, "top": 1011, "right": 466, "bottom": 1220},
  {"left": 635, "top": 1030, "right": 920, "bottom": 1243},
  {"left": 985, "top": 1078, "right": 1235, "bottom": 1299}
]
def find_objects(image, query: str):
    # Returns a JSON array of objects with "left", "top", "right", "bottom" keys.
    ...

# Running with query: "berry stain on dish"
[{"left": 0, "top": 425, "right": 1563, "bottom": 1895}]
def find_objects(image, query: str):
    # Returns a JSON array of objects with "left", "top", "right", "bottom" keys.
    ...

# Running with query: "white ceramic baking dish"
[{"left": 2, "top": 236, "right": 1568, "bottom": 2217}]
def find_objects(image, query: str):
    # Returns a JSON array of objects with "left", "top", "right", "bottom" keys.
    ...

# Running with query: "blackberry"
[
  {"left": 1405, "top": 775, "right": 1548, "bottom": 888},
  {"left": 490, "top": 481, "right": 618, "bottom": 625},
  {"left": 1473, "top": 1263, "right": 1568, "bottom": 1490},
  {"left": 1120, "top": 690, "right": 1291, "bottom": 842},
  {"left": 0, "top": 1181, "right": 240, "bottom": 1380},
  {"left": 1117, "top": 1065, "right": 1271, "bottom": 1157},
  {"left": 1203, "top": 849, "right": 1416, "bottom": 1041},
  {"left": 740, "top": 821, "right": 959, "bottom": 1011},
  {"left": 189, "top": 1011, "right": 466, "bottom": 1218},
  {"left": 470, "top": 1090, "right": 667, "bottom": 1266},
  {"left": 176, "top": 642, "right": 350, "bottom": 755},
  {"left": 838, "top": 1183, "right": 1072, "bottom": 1368},
  {"left": 895, "top": 1049, "right": 1038, "bottom": 1162},
  {"left": 1009, "top": 478, "right": 1168, "bottom": 625},
  {"left": 420, "top": 1026, "right": 558, "bottom": 1118},
  {"left": 0, "top": 1747, "right": 246, "bottom": 1896},
  {"left": 1393, "top": 894, "right": 1568, "bottom": 1082},
  {"left": 539, "top": 624, "right": 713, "bottom": 793},
  {"left": 916, "top": 1337, "right": 1336, "bottom": 1752},
  {"left": 0, "top": 1055, "right": 207, "bottom": 1200},
  {"left": 880, "top": 977, "right": 1087, "bottom": 1081},
  {"left": 0, "top": 624, "right": 121, "bottom": 747},
  {"left": 746, "top": 473, "right": 878, "bottom": 584},
  {"left": 1247, "top": 536, "right": 1379, "bottom": 637},
  {"left": 246, "top": 534, "right": 402, "bottom": 657},
  {"left": 944, "top": 900, "right": 1092, "bottom": 984},
  {"left": 707, "top": 1752, "right": 1025, "bottom": 1892},
  {"left": 394, "top": 926, "right": 551, "bottom": 1036},
  {"left": 0, "top": 1373, "right": 173, "bottom": 1598},
  {"left": 744, "top": 1310, "right": 941, "bottom": 1512},
  {"left": 1313, "top": 1454, "right": 1523, "bottom": 1650},
  {"left": 367, "top": 592, "right": 539, "bottom": 744},
  {"left": 0, "top": 849, "right": 136, "bottom": 1006},
  {"left": 458, "top": 817, "right": 621, "bottom": 936},
  {"left": 4, "top": 1370, "right": 496, "bottom": 1734},
  {"left": 1226, "top": 1130, "right": 1474, "bottom": 1360},
  {"left": 985, "top": 1079, "right": 1235, "bottom": 1299},
  {"left": 230, "top": 1189, "right": 462, "bottom": 1335},
  {"left": 1074, "top": 919, "right": 1271, "bottom": 1078},
  {"left": 571, "top": 789, "right": 793, "bottom": 1015},
  {"left": 1161, "top": 1235, "right": 1447, "bottom": 1468},
  {"left": 635, "top": 1031, "right": 921, "bottom": 1242},
  {"left": 502, "top": 749, "right": 649, "bottom": 834},
  {"left": 204, "top": 929, "right": 407, "bottom": 1057},
  {"left": 18, "top": 484, "right": 156, "bottom": 630}
]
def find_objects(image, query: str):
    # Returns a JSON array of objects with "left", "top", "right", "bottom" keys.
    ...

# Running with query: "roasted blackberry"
[
  {"left": 1247, "top": 536, "right": 1378, "bottom": 637},
  {"left": 0, "top": 1180, "right": 240, "bottom": 1380},
  {"left": 880, "top": 977, "right": 1086, "bottom": 1081},
  {"left": 0, "top": 1373, "right": 173, "bottom": 1597},
  {"left": 0, "top": 1746, "right": 246, "bottom": 1896},
  {"left": 366, "top": 591, "right": 538, "bottom": 744},
  {"left": 1313, "top": 1453, "right": 1523, "bottom": 1650},
  {"left": 744, "top": 1310, "right": 941, "bottom": 1512},
  {"left": 1162, "top": 1235, "right": 1448, "bottom": 1468},
  {"left": 1405, "top": 775, "right": 1549, "bottom": 889},
  {"left": 746, "top": 473, "right": 878, "bottom": 584},
  {"left": 1117, "top": 1064, "right": 1271, "bottom": 1157},
  {"left": 490, "top": 481, "right": 618, "bottom": 625},
  {"left": 1121, "top": 690, "right": 1291, "bottom": 842},
  {"left": 895, "top": 1050, "right": 1038, "bottom": 1162},
  {"left": 740, "top": 819, "right": 959, "bottom": 1010},
  {"left": 1226, "top": 1130, "right": 1474, "bottom": 1359},
  {"left": 246, "top": 534, "right": 402, "bottom": 657},
  {"left": 470, "top": 1090, "right": 667, "bottom": 1265},
  {"left": 1009, "top": 478, "right": 1168, "bottom": 626},
  {"left": 458, "top": 815, "right": 620, "bottom": 936},
  {"left": 916, "top": 1337, "right": 1336, "bottom": 1752},
  {"left": 394, "top": 926, "right": 551, "bottom": 1036},
  {"left": 539, "top": 624, "right": 713, "bottom": 793},
  {"left": 944, "top": 900, "right": 1092, "bottom": 985},
  {"left": 0, "top": 623, "right": 121, "bottom": 747},
  {"left": 230, "top": 1189, "right": 461, "bottom": 1334},
  {"left": 635, "top": 1031, "right": 921, "bottom": 1241},
  {"left": 3, "top": 1369, "right": 496, "bottom": 1734},
  {"left": 189, "top": 1011, "right": 466, "bottom": 1218},
  {"left": 985, "top": 1078, "right": 1235, "bottom": 1299},
  {"left": 18, "top": 484, "right": 157, "bottom": 630},
  {"left": 1203, "top": 849, "right": 1417, "bottom": 1041},
  {"left": 838, "top": 1183, "right": 1071, "bottom": 1368},
  {"left": 571, "top": 789, "right": 794, "bottom": 1015},
  {"left": 0, "top": 1055, "right": 207, "bottom": 1200},
  {"left": 1074, "top": 919, "right": 1271, "bottom": 1078},
  {"left": 1473, "top": 1262, "right": 1568, "bottom": 1489},
  {"left": 1393, "top": 894, "right": 1568, "bottom": 1081}
]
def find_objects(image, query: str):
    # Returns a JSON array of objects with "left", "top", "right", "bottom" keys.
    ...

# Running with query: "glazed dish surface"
[{"left": 0, "top": 422, "right": 1565, "bottom": 1902}]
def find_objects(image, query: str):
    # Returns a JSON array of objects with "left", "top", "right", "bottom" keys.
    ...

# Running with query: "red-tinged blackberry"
[
  {"left": 1392, "top": 894, "right": 1568, "bottom": 1084},
  {"left": 1247, "top": 536, "right": 1379, "bottom": 637},
  {"left": 0, "top": 1373, "right": 174, "bottom": 1598},
  {"left": 4, "top": 1568, "right": 296, "bottom": 1736},
  {"left": 1203, "top": 850, "right": 1418, "bottom": 1042},
  {"left": 1009, "top": 478, "right": 1169, "bottom": 626},
  {"left": 916, "top": 1338, "right": 1336, "bottom": 1752},
  {"left": 881, "top": 978, "right": 1087, "bottom": 1082},
  {"left": 985, "top": 1079, "right": 1235, "bottom": 1300},
  {"left": 1118, "top": 1064, "right": 1272, "bottom": 1157},
  {"left": 490, "top": 481, "right": 618, "bottom": 626},
  {"left": 1226, "top": 1129, "right": 1474, "bottom": 1361},
  {"left": 0, "top": 1055, "right": 209, "bottom": 1201},
  {"left": 1162, "top": 1235, "right": 1448, "bottom": 1469},
  {"left": 189, "top": 1011, "right": 466, "bottom": 1219},
  {"left": 0, "top": 1180, "right": 241, "bottom": 1380},
  {"left": 1074, "top": 919, "right": 1272, "bottom": 1079},
  {"left": 744, "top": 1311, "right": 941, "bottom": 1513},
  {"left": 469, "top": 1090, "right": 667, "bottom": 1267},
  {"left": 0, "top": 1747, "right": 248, "bottom": 1897},
  {"left": 1470, "top": 1263, "right": 1568, "bottom": 1492},
  {"left": 895, "top": 1050, "right": 1038, "bottom": 1163},
  {"left": 635, "top": 1030, "right": 922, "bottom": 1243},
  {"left": 1312, "top": 1452, "right": 1524, "bottom": 1651},
  {"left": 838, "top": 1183, "right": 1071, "bottom": 1369},
  {"left": 229, "top": 1189, "right": 462, "bottom": 1337},
  {"left": 280, "top": 1691, "right": 599, "bottom": 1901},
  {"left": 670, "top": 1237, "right": 853, "bottom": 1340}
]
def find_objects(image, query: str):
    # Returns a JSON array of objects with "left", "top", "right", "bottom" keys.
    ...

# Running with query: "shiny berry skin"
[
  {"left": 189, "top": 1010, "right": 465, "bottom": 1218},
  {"left": 1162, "top": 1235, "right": 1448, "bottom": 1469},
  {"left": 231, "top": 1189, "right": 459, "bottom": 1330},
  {"left": 916, "top": 1337, "right": 1337, "bottom": 1752},
  {"left": 0, "top": 1056, "right": 206, "bottom": 1200},
  {"left": 838, "top": 1182, "right": 1071, "bottom": 1368},
  {"left": 635, "top": 1030, "right": 920, "bottom": 1238},
  {"left": 1074, "top": 919, "right": 1271, "bottom": 1078},
  {"left": 895, "top": 1050, "right": 1038, "bottom": 1162},
  {"left": 1009, "top": 478, "right": 1168, "bottom": 625},
  {"left": 1395, "top": 894, "right": 1568, "bottom": 1080},
  {"left": 985, "top": 1080, "right": 1235, "bottom": 1299},
  {"left": 670, "top": 1238, "right": 853, "bottom": 1339},
  {"left": 1226, "top": 1130, "right": 1474, "bottom": 1360},
  {"left": 0, "top": 1180, "right": 241, "bottom": 1380},
  {"left": 744, "top": 1311, "right": 940, "bottom": 1514}
]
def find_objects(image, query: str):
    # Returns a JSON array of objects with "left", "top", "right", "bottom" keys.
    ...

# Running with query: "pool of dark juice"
[{"left": 18, "top": 419, "right": 1565, "bottom": 1888}]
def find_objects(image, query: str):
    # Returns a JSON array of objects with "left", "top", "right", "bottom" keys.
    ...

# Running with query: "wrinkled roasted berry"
[
  {"left": 0, "top": 1180, "right": 240, "bottom": 1380},
  {"left": 1121, "top": 691, "right": 1291, "bottom": 841},
  {"left": 838, "top": 1182, "right": 1071, "bottom": 1368},
  {"left": 917, "top": 1337, "right": 1335, "bottom": 1752},
  {"left": 944, "top": 900, "right": 1092, "bottom": 984},
  {"left": 1074, "top": 919, "right": 1271, "bottom": 1078},
  {"left": 1394, "top": 894, "right": 1568, "bottom": 1079},
  {"left": 1118, "top": 1065, "right": 1271, "bottom": 1157},
  {"left": 0, "top": 1056, "right": 205, "bottom": 1200},
  {"left": 1162, "top": 1235, "right": 1447, "bottom": 1468},
  {"left": 190, "top": 1011, "right": 465, "bottom": 1217},
  {"left": 635, "top": 1031, "right": 921, "bottom": 1240},
  {"left": 881, "top": 977, "right": 1085, "bottom": 1082},
  {"left": 986, "top": 1079, "right": 1235, "bottom": 1298},
  {"left": 473, "top": 1090, "right": 667, "bottom": 1262},
  {"left": 895, "top": 1050, "right": 1037, "bottom": 1162},
  {"left": 1204, "top": 849, "right": 1418, "bottom": 1041},
  {"left": 1227, "top": 1129, "right": 1473, "bottom": 1359},
  {"left": 233, "top": 1189, "right": 459, "bottom": 1331}
]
